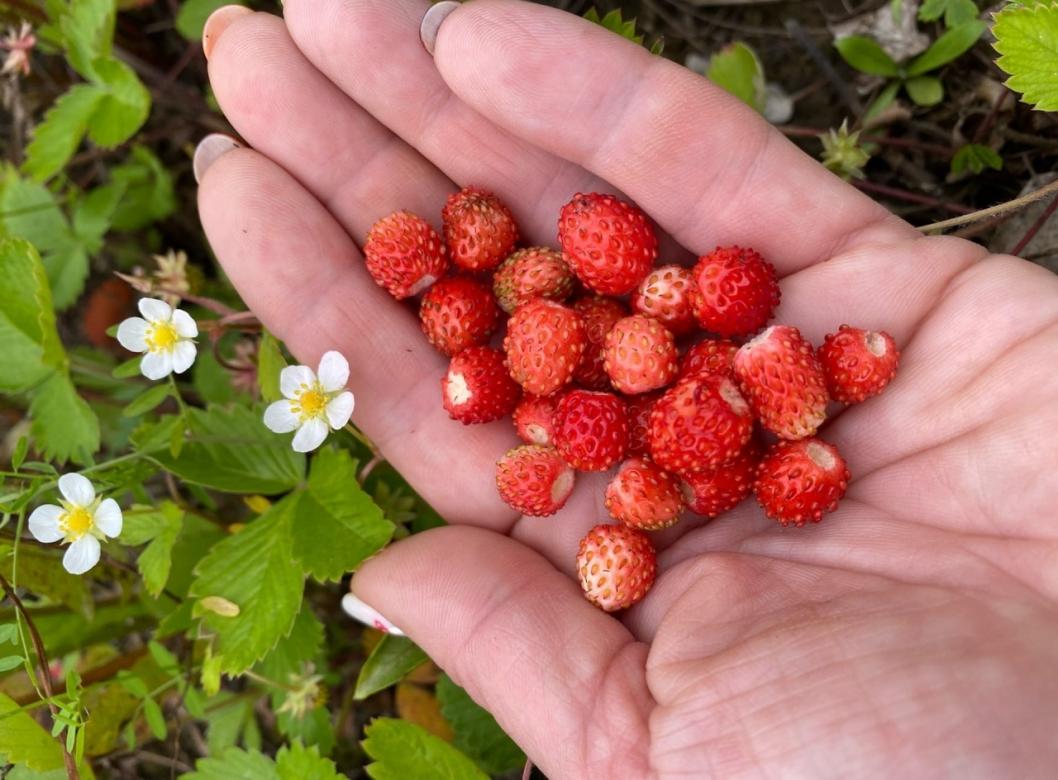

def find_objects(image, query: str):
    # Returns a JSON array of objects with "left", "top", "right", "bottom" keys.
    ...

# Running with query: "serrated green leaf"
[
  {"left": 257, "top": 330, "right": 287, "bottom": 403},
  {"left": 0, "top": 542, "right": 91, "bottom": 615},
  {"left": 362, "top": 718, "right": 487, "bottom": 780},
  {"left": 257, "top": 605, "right": 323, "bottom": 683},
  {"left": 919, "top": 0, "right": 978, "bottom": 27},
  {"left": 0, "top": 238, "right": 60, "bottom": 392},
  {"left": 907, "top": 19, "right": 984, "bottom": 75},
  {"left": 202, "top": 693, "right": 254, "bottom": 754},
  {"left": 192, "top": 344, "right": 237, "bottom": 405},
  {"left": 275, "top": 742, "right": 342, "bottom": 780},
  {"left": 355, "top": 635, "right": 428, "bottom": 700},
  {"left": 0, "top": 691, "right": 67, "bottom": 772},
  {"left": 706, "top": 42, "right": 766, "bottom": 111},
  {"left": 86, "top": 58, "right": 151, "bottom": 147},
  {"left": 182, "top": 747, "right": 280, "bottom": 780},
  {"left": 23, "top": 85, "right": 103, "bottom": 182},
  {"left": 29, "top": 372, "right": 101, "bottom": 465},
  {"left": 123, "top": 384, "right": 172, "bottom": 418},
  {"left": 436, "top": 675, "right": 524, "bottom": 775},
  {"left": 905, "top": 75, "right": 944, "bottom": 105},
  {"left": 950, "top": 143, "right": 1003, "bottom": 175},
  {"left": 120, "top": 503, "right": 183, "bottom": 597},
  {"left": 58, "top": 0, "right": 116, "bottom": 80},
  {"left": 835, "top": 35, "right": 900, "bottom": 76},
  {"left": 994, "top": 2, "right": 1058, "bottom": 111},
  {"left": 176, "top": 0, "right": 247, "bottom": 40},
  {"left": 108, "top": 146, "right": 176, "bottom": 230},
  {"left": 72, "top": 182, "right": 124, "bottom": 253}
]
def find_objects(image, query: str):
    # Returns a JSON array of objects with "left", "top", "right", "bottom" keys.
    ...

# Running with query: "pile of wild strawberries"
[{"left": 363, "top": 188, "right": 898, "bottom": 613}]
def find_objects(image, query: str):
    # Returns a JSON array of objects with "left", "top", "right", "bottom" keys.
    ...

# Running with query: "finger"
[
  {"left": 197, "top": 148, "right": 517, "bottom": 528},
  {"left": 430, "top": 0, "right": 919, "bottom": 271},
  {"left": 353, "top": 525, "right": 654, "bottom": 778}
]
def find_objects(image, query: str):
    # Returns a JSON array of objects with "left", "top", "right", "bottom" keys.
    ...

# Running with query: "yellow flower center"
[
  {"left": 146, "top": 321, "right": 180, "bottom": 353},
  {"left": 294, "top": 387, "right": 327, "bottom": 421},
  {"left": 61, "top": 506, "right": 94, "bottom": 540}
]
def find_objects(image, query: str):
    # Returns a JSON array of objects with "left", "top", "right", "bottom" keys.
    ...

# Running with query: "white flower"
[
  {"left": 116, "top": 298, "right": 198, "bottom": 380},
  {"left": 263, "top": 351, "right": 355, "bottom": 453},
  {"left": 27, "top": 474, "right": 122, "bottom": 576}
]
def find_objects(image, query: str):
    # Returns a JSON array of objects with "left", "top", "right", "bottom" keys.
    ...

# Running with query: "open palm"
[{"left": 195, "top": 1, "right": 1058, "bottom": 776}]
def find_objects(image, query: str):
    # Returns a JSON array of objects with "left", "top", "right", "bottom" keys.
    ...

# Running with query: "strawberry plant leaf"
[
  {"left": 919, "top": 0, "right": 978, "bottom": 28},
  {"left": 0, "top": 691, "right": 68, "bottom": 772},
  {"left": 176, "top": 0, "right": 247, "bottom": 40},
  {"left": 23, "top": 85, "right": 104, "bottom": 182},
  {"left": 72, "top": 182, "right": 124, "bottom": 254},
  {"left": 0, "top": 542, "right": 91, "bottom": 615},
  {"left": 994, "top": 2, "right": 1058, "bottom": 111},
  {"left": 951, "top": 143, "right": 1003, "bottom": 175},
  {"left": 361, "top": 718, "right": 488, "bottom": 780},
  {"left": 86, "top": 58, "right": 151, "bottom": 148},
  {"left": 257, "top": 330, "right": 288, "bottom": 403},
  {"left": 0, "top": 238, "right": 56, "bottom": 391},
  {"left": 706, "top": 42, "right": 766, "bottom": 111},
  {"left": 436, "top": 675, "right": 524, "bottom": 775},
  {"left": 183, "top": 747, "right": 280, "bottom": 780},
  {"left": 108, "top": 146, "right": 176, "bottom": 230},
  {"left": 122, "top": 384, "right": 172, "bottom": 418},
  {"left": 30, "top": 372, "right": 101, "bottom": 465},
  {"left": 834, "top": 35, "right": 899, "bottom": 76},
  {"left": 120, "top": 503, "right": 183, "bottom": 597},
  {"left": 906, "top": 19, "right": 985, "bottom": 76},
  {"left": 355, "top": 635, "right": 428, "bottom": 700},
  {"left": 56, "top": 0, "right": 116, "bottom": 81},
  {"left": 275, "top": 742, "right": 342, "bottom": 780},
  {"left": 905, "top": 75, "right": 944, "bottom": 105}
]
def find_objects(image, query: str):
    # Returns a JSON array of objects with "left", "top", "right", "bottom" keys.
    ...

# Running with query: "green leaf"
[
  {"left": 142, "top": 697, "right": 167, "bottom": 740},
  {"left": 202, "top": 694, "right": 256, "bottom": 754},
  {"left": 0, "top": 238, "right": 60, "bottom": 392},
  {"left": 355, "top": 635, "right": 428, "bottom": 700},
  {"left": 0, "top": 624, "right": 18, "bottom": 644},
  {"left": 0, "top": 654, "right": 25, "bottom": 672},
  {"left": 112, "top": 356, "right": 142, "bottom": 378},
  {"left": 275, "top": 742, "right": 342, "bottom": 780},
  {"left": 176, "top": 0, "right": 247, "bottom": 40},
  {"left": 107, "top": 146, "right": 176, "bottom": 230},
  {"left": 950, "top": 143, "right": 1003, "bottom": 175},
  {"left": 190, "top": 499, "right": 304, "bottom": 674},
  {"left": 120, "top": 503, "right": 183, "bottom": 597},
  {"left": 436, "top": 675, "right": 524, "bottom": 775},
  {"left": 919, "top": 0, "right": 979, "bottom": 27},
  {"left": 0, "top": 542, "right": 91, "bottom": 615},
  {"left": 835, "top": 35, "right": 899, "bottom": 76},
  {"left": 0, "top": 691, "right": 67, "bottom": 772},
  {"left": 12, "top": 437, "right": 28, "bottom": 471},
  {"left": 292, "top": 449, "right": 393, "bottom": 582},
  {"left": 864, "top": 79, "right": 903, "bottom": 124},
  {"left": 182, "top": 747, "right": 280, "bottom": 780},
  {"left": 257, "top": 330, "right": 287, "bottom": 403},
  {"left": 23, "top": 85, "right": 103, "bottom": 182},
  {"left": 994, "top": 2, "right": 1058, "bottom": 111},
  {"left": 86, "top": 58, "right": 151, "bottom": 147},
  {"left": 72, "top": 182, "right": 124, "bottom": 253},
  {"left": 907, "top": 19, "right": 985, "bottom": 75},
  {"left": 706, "top": 42, "right": 766, "bottom": 111},
  {"left": 192, "top": 344, "right": 237, "bottom": 405},
  {"left": 123, "top": 384, "right": 172, "bottom": 418},
  {"left": 58, "top": 0, "right": 116, "bottom": 80},
  {"left": 257, "top": 605, "right": 324, "bottom": 683},
  {"left": 362, "top": 718, "right": 488, "bottom": 780},
  {"left": 905, "top": 75, "right": 945, "bottom": 105},
  {"left": 29, "top": 372, "right": 101, "bottom": 465}
]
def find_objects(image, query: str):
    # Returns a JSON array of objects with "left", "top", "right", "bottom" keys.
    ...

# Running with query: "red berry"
[
  {"left": 512, "top": 393, "right": 563, "bottom": 446},
  {"left": 552, "top": 389, "right": 629, "bottom": 471},
  {"left": 605, "top": 457, "right": 685, "bottom": 530},
  {"left": 441, "top": 346, "right": 521, "bottom": 424},
  {"left": 504, "top": 300, "right": 587, "bottom": 396},
  {"left": 442, "top": 186, "right": 519, "bottom": 272},
  {"left": 603, "top": 314, "right": 679, "bottom": 395},
  {"left": 632, "top": 265, "right": 697, "bottom": 336},
  {"left": 572, "top": 296, "right": 628, "bottom": 390},
  {"left": 678, "top": 339, "right": 739, "bottom": 381},
  {"left": 680, "top": 441, "right": 760, "bottom": 518},
  {"left": 691, "top": 246, "right": 780, "bottom": 337},
  {"left": 364, "top": 211, "right": 448, "bottom": 300},
  {"left": 493, "top": 247, "right": 574, "bottom": 314},
  {"left": 734, "top": 325, "right": 829, "bottom": 440},
  {"left": 818, "top": 325, "right": 899, "bottom": 403},
  {"left": 576, "top": 524, "right": 657, "bottom": 612},
  {"left": 496, "top": 445, "right": 575, "bottom": 517},
  {"left": 648, "top": 373, "right": 753, "bottom": 474},
  {"left": 558, "top": 193, "right": 657, "bottom": 296},
  {"left": 625, "top": 391, "right": 661, "bottom": 458},
  {"left": 419, "top": 277, "right": 500, "bottom": 356},
  {"left": 755, "top": 438, "right": 849, "bottom": 526}
]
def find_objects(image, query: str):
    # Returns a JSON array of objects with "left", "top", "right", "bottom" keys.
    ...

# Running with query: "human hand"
[{"left": 194, "top": 1, "right": 1058, "bottom": 776}]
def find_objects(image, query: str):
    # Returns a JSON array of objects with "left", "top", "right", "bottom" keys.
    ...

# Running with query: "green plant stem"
[
  {"left": 344, "top": 423, "right": 381, "bottom": 458},
  {"left": 168, "top": 375, "right": 189, "bottom": 418},
  {"left": 918, "top": 177, "right": 1058, "bottom": 233},
  {"left": 242, "top": 669, "right": 299, "bottom": 694}
]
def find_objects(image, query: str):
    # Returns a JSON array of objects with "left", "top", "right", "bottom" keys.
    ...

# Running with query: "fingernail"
[
  {"left": 420, "top": 1, "right": 460, "bottom": 56},
  {"left": 341, "top": 593, "right": 405, "bottom": 637},
  {"left": 193, "top": 133, "right": 242, "bottom": 183},
  {"left": 202, "top": 5, "right": 253, "bottom": 60}
]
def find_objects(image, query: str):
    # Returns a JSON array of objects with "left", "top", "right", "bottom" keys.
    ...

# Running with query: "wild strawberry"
[
  {"left": 512, "top": 393, "right": 563, "bottom": 446},
  {"left": 576, "top": 523, "right": 657, "bottom": 612},
  {"left": 504, "top": 299, "right": 586, "bottom": 395},
  {"left": 755, "top": 438, "right": 849, "bottom": 526},
  {"left": 605, "top": 458, "right": 685, "bottom": 530},
  {"left": 442, "top": 186, "right": 518, "bottom": 272},
  {"left": 493, "top": 247, "right": 574, "bottom": 314},
  {"left": 558, "top": 193, "right": 657, "bottom": 296},
  {"left": 552, "top": 389, "right": 629, "bottom": 471},
  {"left": 680, "top": 441, "right": 760, "bottom": 518},
  {"left": 572, "top": 296, "right": 628, "bottom": 390},
  {"left": 678, "top": 339, "right": 739, "bottom": 381},
  {"left": 496, "top": 445, "right": 575, "bottom": 517},
  {"left": 441, "top": 346, "right": 521, "bottom": 424},
  {"left": 419, "top": 277, "right": 500, "bottom": 356},
  {"left": 632, "top": 265, "right": 697, "bottom": 336},
  {"left": 648, "top": 373, "right": 753, "bottom": 474},
  {"left": 818, "top": 325, "right": 899, "bottom": 403},
  {"left": 364, "top": 211, "right": 448, "bottom": 300},
  {"left": 604, "top": 314, "right": 679, "bottom": 395},
  {"left": 626, "top": 391, "right": 660, "bottom": 458},
  {"left": 691, "top": 246, "right": 780, "bottom": 337},
  {"left": 734, "top": 325, "right": 828, "bottom": 440}
]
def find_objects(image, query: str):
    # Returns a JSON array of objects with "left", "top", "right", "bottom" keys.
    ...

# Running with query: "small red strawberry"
[
  {"left": 496, "top": 445, "right": 576, "bottom": 517},
  {"left": 680, "top": 441, "right": 760, "bottom": 518},
  {"left": 605, "top": 457, "right": 685, "bottom": 530},
  {"left": 691, "top": 246, "right": 780, "bottom": 337},
  {"left": 818, "top": 325, "right": 899, "bottom": 403},
  {"left": 558, "top": 193, "right": 657, "bottom": 296},
  {"left": 572, "top": 296, "right": 628, "bottom": 390},
  {"left": 604, "top": 314, "right": 679, "bottom": 395},
  {"left": 512, "top": 393, "right": 563, "bottom": 446},
  {"left": 552, "top": 389, "right": 629, "bottom": 471},
  {"left": 734, "top": 325, "right": 829, "bottom": 440},
  {"left": 504, "top": 299, "right": 587, "bottom": 395},
  {"left": 442, "top": 186, "right": 519, "bottom": 272},
  {"left": 364, "top": 211, "right": 448, "bottom": 300},
  {"left": 442, "top": 346, "right": 521, "bottom": 424},
  {"left": 678, "top": 339, "right": 739, "bottom": 381},
  {"left": 632, "top": 265, "right": 697, "bottom": 336},
  {"left": 576, "top": 523, "right": 657, "bottom": 612},
  {"left": 419, "top": 276, "right": 500, "bottom": 356},
  {"left": 493, "top": 247, "right": 574, "bottom": 314},
  {"left": 755, "top": 438, "right": 849, "bottom": 526},
  {"left": 648, "top": 373, "right": 753, "bottom": 474},
  {"left": 625, "top": 391, "right": 661, "bottom": 457}
]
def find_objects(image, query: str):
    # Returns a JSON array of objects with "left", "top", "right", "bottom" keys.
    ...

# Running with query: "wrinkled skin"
[{"left": 197, "top": 1, "right": 1058, "bottom": 777}]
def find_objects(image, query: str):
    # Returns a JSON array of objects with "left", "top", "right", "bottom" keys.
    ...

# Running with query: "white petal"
[
  {"left": 280, "top": 365, "right": 317, "bottom": 400},
  {"left": 58, "top": 473, "right": 95, "bottom": 506},
  {"left": 138, "top": 298, "right": 172, "bottom": 323},
  {"left": 28, "top": 505, "right": 64, "bottom": 543},
  {"left": 170, "top": 308, "right": 198, "bottom": 338},
  {"left": 292, "top": 418, "right": 329, "bottom": 453},
  {"left": 263, "top": 400, "right": 300, "bottom": 433},
  {"left": 325, "top": 392, "right": 355, "bottom": 429},
  {"left": 115, "top": 317, "right": 149, "bottom": 353},
  {"left": 317, "top": 351, "right": 350, "bottom": 393},
  {"left": 93, "top": 498, "right": 123, "bottom": 538},
  {"left": 63, "top": 534, "right": 100, "bottom": 575},
  {"left": 170, "top": 340, "right": 197, "bottom": 374},
  {"left": 141, "top": 350, "right": 174, "bottom": 380}
]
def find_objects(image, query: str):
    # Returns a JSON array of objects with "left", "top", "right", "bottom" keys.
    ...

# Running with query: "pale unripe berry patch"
[
  {"left": 446, "top": 371, "right": 471, "bottom": 405},
  {"left": 866, "top": 331, "right": 887, "bottom": 357},
  {"left": 719, "top": 378, "right": 749, "bottom": 415},
  {"left": 551, "top": 469, "right": 575, "bottom": 504},
  {"left": 526, "top": 424, "right": 549, "bottom": 445},
  {"left": 806, "top": 441, "right": 836, "bottom": 470}
]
